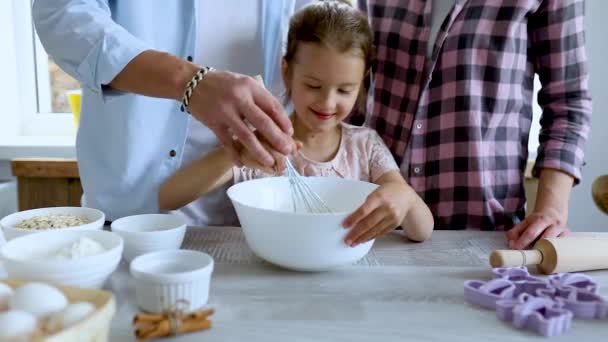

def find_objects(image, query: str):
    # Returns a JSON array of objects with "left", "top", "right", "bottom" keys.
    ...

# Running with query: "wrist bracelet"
[{"left": 180, "top": 66, "right": 215, "bottom": 113}]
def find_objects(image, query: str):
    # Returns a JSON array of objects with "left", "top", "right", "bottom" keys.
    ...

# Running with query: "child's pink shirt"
[{"left": 234, "top": 123, "right": 399, "bottom": 183}]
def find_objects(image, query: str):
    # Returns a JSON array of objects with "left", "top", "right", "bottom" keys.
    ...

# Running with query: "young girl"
[{"left": 159, "top": 0, "right": 434, "bottom": 245}]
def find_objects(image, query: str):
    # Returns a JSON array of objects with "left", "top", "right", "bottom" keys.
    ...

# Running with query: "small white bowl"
[
  {"left": 130, "top": 250, "right": 214, "bottom": 313},
  {"left": 1, "top": 207, "right": 105, "bottom": 241},
  {"left": 0, "top": 230, "right": 123, "bottom": 288},
  {"left": 111, "top": 214, "right": 187, "bottom": 262}
]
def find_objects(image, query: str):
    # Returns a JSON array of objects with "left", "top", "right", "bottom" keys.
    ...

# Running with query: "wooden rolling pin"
[{"left": 490, "top": 234, "right": 608, "bottom": 274}]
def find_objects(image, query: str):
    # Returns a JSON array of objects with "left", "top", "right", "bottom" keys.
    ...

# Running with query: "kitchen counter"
[{"left": 106, "top": 227, "right": 608, "bottom": 341}]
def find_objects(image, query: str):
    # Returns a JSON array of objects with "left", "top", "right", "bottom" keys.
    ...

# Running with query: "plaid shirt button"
[
  {"left": 415, "top": 123, "right": 422, "bottom": 130},
  {"left": 413, "top": 167, "right": 421, "bottom": 174}
]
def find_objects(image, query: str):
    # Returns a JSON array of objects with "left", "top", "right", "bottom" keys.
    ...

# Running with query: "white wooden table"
[{"left": 105, "top": 227, "right": 608, "bottom": 341}]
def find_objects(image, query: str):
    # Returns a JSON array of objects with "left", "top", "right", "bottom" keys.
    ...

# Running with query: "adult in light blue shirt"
[{"left": 32, "top": 1, "right": 304, "bottom": 221}]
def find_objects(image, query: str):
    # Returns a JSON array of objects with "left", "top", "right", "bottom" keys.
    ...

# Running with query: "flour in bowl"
[
  {"left": 15, "top": 215, "right": 90, "bottom": 230},
  {"left": 44, "top": 237, "right": 105, "bottom": 260}
]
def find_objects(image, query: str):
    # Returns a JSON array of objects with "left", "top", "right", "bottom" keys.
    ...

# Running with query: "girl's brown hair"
[{"left": 283, "top": 0, "right": 373, "bottom": 110}]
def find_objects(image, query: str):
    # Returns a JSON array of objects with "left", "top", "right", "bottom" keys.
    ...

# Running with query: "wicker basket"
[{"left": 4, "top": 280, "right": 116, "bottom": 342}]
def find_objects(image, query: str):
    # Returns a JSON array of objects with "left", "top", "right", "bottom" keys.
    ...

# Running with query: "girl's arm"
[
  {"left": 158, "top": 136, "right": 289, "bottom": 211},
  {"left": 158, "top": 147, "right": 234, "bottom": 210},
  {"left": 375, "top": 171, "right": 434, "bottom": 242},
  {"left": 344, "top": 170, "right": 434, "bottom": 245}
]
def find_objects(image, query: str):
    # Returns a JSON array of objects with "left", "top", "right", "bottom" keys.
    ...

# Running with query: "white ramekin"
[
  {"left": 111, "top": 213, "right": 187, "bottom": 262},
  {"left": 129, "top": 249, "right": 214, "bottom": 313}
]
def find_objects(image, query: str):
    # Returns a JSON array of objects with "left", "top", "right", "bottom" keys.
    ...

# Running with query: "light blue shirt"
[{"left": 32, "top": 0, "right": 300, "bottom": 221}]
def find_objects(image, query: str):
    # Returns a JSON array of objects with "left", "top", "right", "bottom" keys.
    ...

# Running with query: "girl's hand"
[{"left": 343, "top": 182, "right": 413, "bottom": 246}]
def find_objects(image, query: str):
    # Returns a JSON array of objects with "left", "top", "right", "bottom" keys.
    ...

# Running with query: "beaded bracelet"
[{"left": 180, "top": 66, "right": 215, "bottom": 113}]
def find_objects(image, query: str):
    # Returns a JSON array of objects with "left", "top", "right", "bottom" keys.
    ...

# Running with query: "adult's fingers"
[
  {"left": 540, "top": 224, "right": 564, "bottom": 239},
  {"left": 241, "top": 153, "right": 276, "bottom": 174},
  {"left": 227, "top": 109, "right": 274, "bottom": 166},
  {"left": 239, "top": 98, "right": 292, "bottom": 157},
  {"left": 510, "top": 219, "right": 549, "bottom": 250},
  {"left": 274, "top": 154, "right": 287, "bottom": 174},
  {"left": 506, "top": 219, "right": 528, "bottom": 241},
  {"left": 251, "top": 81, "right": 293, "bottom": 136}
]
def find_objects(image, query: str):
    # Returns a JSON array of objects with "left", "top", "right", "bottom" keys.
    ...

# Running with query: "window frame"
[{"left": 1, "top": 0, "right": 75, "bottom": 139}]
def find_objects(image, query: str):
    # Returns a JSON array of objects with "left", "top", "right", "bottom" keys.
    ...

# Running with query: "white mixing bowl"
[
  {"left": 1, "top": 206, "right": 105, "bottom": 241},
  {"left": 0, "top": 230, "right": 123, "bottom": 288},
  {"left": 227, "top": 177, "right": 378, "bottom": 271}
]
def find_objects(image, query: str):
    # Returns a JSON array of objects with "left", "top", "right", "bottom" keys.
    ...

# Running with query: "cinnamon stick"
[
  {"left": 187, "top": 308, "right": 215, "bottom": 320},
  {"left": 133, "top": 313, "right": 165, "bottom": 325},
  {"left": 135, "top": 318, "right": 212, "bottom": 340},
  {"left": 136, "top": 323, "right": 168, "bottom": 340},
  {"left": 180, "top": 318, "right": 212, "bottom": 333},
  {"left": 134, "top": 308, "right": 213, "bottom": 325}
]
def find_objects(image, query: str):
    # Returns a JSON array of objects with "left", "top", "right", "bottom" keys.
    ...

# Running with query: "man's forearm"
[
  {"left": 533, "top": 168, "right": 575, "bottom": 221},
  {"left": 109, "top": 50, "right": 199, "bottom": 101}
]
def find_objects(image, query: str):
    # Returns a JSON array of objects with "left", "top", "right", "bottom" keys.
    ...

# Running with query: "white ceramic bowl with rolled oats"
[{"left": 0, "top": 207, "right": 105, "bottom": 241}]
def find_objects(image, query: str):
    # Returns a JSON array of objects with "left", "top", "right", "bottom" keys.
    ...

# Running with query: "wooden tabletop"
[{"left": 106, "top": 227, "right": 608, "bottom": 341}]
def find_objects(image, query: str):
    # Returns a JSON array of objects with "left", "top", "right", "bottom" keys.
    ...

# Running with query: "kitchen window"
[{"left": 0, "top": 0, "right": 76, "bottom": 140}]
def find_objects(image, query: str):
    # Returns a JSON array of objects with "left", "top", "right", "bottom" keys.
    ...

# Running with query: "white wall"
[{"left": 567, "top": 0, "right": 608, "bottom": 231}]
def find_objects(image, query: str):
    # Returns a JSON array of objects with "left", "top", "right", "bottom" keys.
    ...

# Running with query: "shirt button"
[
  {"left": 413, "top": 167, "right": 421, "bottom": 174},
  {"left": 415, "top": 123, "right": 422, "bottom": 130},
  {"left": 169, "top": 150, "right": 177, "bottom": 157},
  {"left": 187, "top": 56, "right": 193, "bottom": 62}
]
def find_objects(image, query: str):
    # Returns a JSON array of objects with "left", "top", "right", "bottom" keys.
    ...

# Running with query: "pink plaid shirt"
[{"left": 353, "top": 0, "right": 592, "bottom": 230}]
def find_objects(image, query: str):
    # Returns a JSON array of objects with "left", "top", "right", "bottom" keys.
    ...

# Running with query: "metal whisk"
[{"left": 285, "top": 159, "right": 332, "bottom": 213}]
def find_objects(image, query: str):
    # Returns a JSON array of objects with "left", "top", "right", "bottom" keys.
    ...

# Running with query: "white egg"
[
  {"left": 46, "top": 302, "right": 95, "bottom": 331},
  {"left": 0, "top": 282, "right": 13, "bottom": 311},
  {"left": 0, "top": 310, "right": 37, "bottom": 340},
  {"left": 10, "top": 282, "right": 68, "bottom": 318}
]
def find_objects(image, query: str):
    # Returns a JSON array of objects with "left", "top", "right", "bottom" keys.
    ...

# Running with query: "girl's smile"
[{"left": 310, "top": 108, "right": 335, "bottom": 121}]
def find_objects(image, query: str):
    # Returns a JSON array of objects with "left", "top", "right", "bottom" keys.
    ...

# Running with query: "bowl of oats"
[{"left": 0, "top": 207, "right": 105, "bottom": 241}]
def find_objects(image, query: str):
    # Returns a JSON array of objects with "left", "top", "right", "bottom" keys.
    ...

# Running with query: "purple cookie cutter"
[
  {"left": 537, "top": 287, "right": 608, "bottom": 320},
  {"left": 492, "top": 266, "right": 551, "bottom": 297},
  {"left": 492, "top": 266, "right": 530, "bottom": 279},
  {"left": 465, "top": 268, "right": 607, "bottom": 337},
  {"left": 549, "top": 273, "right": 599, "bottom": 294},
  {"left": 464, "top": 278, "right": 516, "bottom": 310},
  {"left": 496, "top": 293, "right": 573, "bottom": 337},
  {"left": 496, "top": 293, "right": 535, "bottom": 322}
]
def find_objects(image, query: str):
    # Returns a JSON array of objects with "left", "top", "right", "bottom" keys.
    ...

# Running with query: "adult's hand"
[
  {"left": 505, "top": 169, "right": 574, "bottom": 249},
  {"left": 505, "top": 208, "right": 570, "bottom": 250},
  {"left": 109, "top": 50, "right": 293, "bottom": 167},
  {"left": 237, "top": 133, "right": 302, "bottom": 175},
  {"left": 188, "top": 71, "right": 293, "bottom": 166}
]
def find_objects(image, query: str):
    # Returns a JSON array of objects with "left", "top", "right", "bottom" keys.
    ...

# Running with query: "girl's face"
[{"left": 282, "top": 42, "right": 365, "bottom": 133}]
